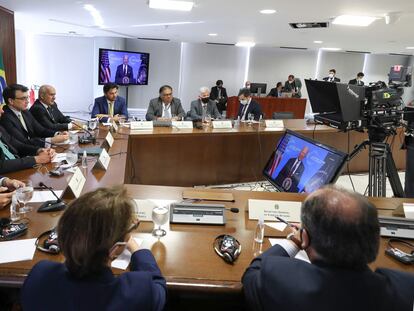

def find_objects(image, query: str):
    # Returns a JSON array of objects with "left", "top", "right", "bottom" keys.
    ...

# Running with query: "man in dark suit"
[
  {"left": 349, "top": 72, "right": 365, "bottom": 86},
  {"left": 274, "top": 146, "right": 308, "bottom": 192},
  {"left": 29, "top": 85, "right": 72, "bottom": 131},
  {"left": 237, "top": 88, "right": 263, "bottom": 121},
  {"left": 190, "top": 86, "right": 221, "bottom": 120},
  {"left": 323, "top": 69, "right": 341, "bottom": 82},
  {"left": 210, "top": 80, "right": 228, "bottom": 114},
  {"left": 243, "top": 186, "right": 414, "bottom": 311},
  {"left": 115, "top": 54, "right": 134, "bottom": 84},
  {"left": 267, "top": 82, "right": 283, "bottom": 97},
  {"left": 146, "top": 85, "right": 186, "bottom": 121},
  {"left": 91, "top": 82, "right": 128, "bottom": 123},
  {"left": 1, "top": 84, "right": 69, "bottom": 149}
]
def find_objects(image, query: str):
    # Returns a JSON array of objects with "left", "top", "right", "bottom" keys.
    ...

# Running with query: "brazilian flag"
[{"left": 0, "top": 50, "right": 7, "bottom": 104}]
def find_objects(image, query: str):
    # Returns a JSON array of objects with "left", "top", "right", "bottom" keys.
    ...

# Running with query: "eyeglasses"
[
  {"left": 161, "top": 93, "right": 172, "bottom": 97},
  {"left": 15, "top": 96, "right": 29, "bottom": 102}
]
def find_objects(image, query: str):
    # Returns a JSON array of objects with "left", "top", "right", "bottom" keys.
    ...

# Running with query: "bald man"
[
  {"left": 29, "top": 85, "right": 72, "bottom": 131},
  {"left": 243, "top": 186, "right": 414, "bottom": 311}
]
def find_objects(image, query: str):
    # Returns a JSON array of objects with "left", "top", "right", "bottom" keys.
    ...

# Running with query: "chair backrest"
[{"left": 272, "top": 112, "right": 295, "bottom": 119}]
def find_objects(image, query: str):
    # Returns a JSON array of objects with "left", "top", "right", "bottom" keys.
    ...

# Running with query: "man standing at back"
[
  {"left": 242, "top": 186, "right": 414, "bottom": 311},
  {"left": 91, "top": 83, "right": 128, "bottom": 123},
  {"left": 210, "top": 80, "right": 228, "bottom": 115}
]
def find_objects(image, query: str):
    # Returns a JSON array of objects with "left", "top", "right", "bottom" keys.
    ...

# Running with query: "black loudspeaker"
[{"left": 213, "top": 234, "right": 241, "bottom": 264}]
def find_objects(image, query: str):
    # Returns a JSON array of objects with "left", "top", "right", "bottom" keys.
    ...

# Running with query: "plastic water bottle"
[
  {"left": 254, "top": 216, "right": 265, "bottom": 243},
  {"left": 81, "top": 150, "right": 88, "bottom": 168}
]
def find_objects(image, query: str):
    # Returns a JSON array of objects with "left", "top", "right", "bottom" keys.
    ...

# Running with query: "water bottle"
[
  {"left": 234, "top": 116, "right": 240, "bottom": 128},
  {"left": 81, "top": 150, "right": 88, "bottom": 168},
  {"left": 254, "top": 216, "right": 265, "bottom": 243}
]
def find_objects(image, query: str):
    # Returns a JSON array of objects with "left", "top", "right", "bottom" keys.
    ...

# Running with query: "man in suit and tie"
[
  {"left": 267, "top": 82, "right": 283, "bottom": 97},
  {"left": 274, "top": 146, "right": 309, "bottom": 192},
  {"left": 243, "top": 186, "right": 414, "bottom": 311},
  {"left": 91, "top": 83, "right": 128, "bottom": 123},
  {"left": 115, "top": 55, "right": 134, "bottom": 84},
  {"left": 29, "top": 85, "right": 72, "bottom": 131},
  {"left": 210, "top": 80, "right": 228, "bottom": 114},
  {"left": 323, "top": 69, "right": 341, "bottom": 82},
  {"left": 237, "top": 88, "right": 263, "bottom": 121},
  {"left": 349, "top": 72, "right": 365, "bottom": 86},
  {"left": 146, "top": 85, "right": 186, "bottom": 121},
  {"left": 1, "top": 84, "right": 69, "bottom": 150},
  {"left": 190, "top": 87, "right": 222, "bottom": 121}
]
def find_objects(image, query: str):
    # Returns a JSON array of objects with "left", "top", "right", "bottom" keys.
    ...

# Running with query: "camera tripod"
[{"left": 348, "top": 127, "right": 404, "bottom": 197}]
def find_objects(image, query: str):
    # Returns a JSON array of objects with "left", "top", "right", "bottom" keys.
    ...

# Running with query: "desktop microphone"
[
  {"left": 72, "top": 121, "right": 97, "bottom": 144},
  {"left": 37, "top": 182, "right": 67, "bottom": 213},
  {"left": 225, "top": 207, "right": 239, "bottom": 213}
]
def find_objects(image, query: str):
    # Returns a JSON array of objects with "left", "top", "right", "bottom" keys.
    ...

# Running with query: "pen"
[{"left": 276, "top": 216, "right": 299, "bottom": 229}]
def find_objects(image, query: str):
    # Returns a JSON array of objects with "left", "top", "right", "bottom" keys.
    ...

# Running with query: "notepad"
[
  {"left": 111, "top": 238, "right": 144, "bottom": 270},
  {"left": 269, "top": 238, "right": 310, "bottom": 263},
  {"left": 0, "top": 238, "right": 37, "bottom": 264},
  {"left": 29, "top": 190, "right": 64, "bottom": 203}
]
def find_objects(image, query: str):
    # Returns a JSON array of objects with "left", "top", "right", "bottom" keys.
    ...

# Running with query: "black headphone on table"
[
  {"left": 35, "top": 229, "right": 60, "bottom": 254},
  {"left": 214, "top": 234, "right": 241, "bottom": 264},
  {"left": 385, "top": 238, "right": 414, "bottom": 265}
]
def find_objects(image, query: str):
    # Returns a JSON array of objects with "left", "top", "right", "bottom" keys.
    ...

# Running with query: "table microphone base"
[{"left": 37, "top": 200, "right": 67, "bottom": 213}]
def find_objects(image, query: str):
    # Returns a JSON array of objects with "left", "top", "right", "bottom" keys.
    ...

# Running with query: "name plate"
[
  {"left": 94, "top": 148, "right": 110, "bottom": 170},
  {"left": 66, "top": 167, "right": 86, "bottom": 198},
  {"left": 112, "top": 121, "right": 118, "bottom": 132},
  {"left": 265, "top": 120, "right": 284, "bottom": 128},
  {"left": 105, "top": 132, "right": 114, "bottom": 148},
  {"left": 172, "top": 121, "right": 193, "bottom": 129},
  {"left": 212, "top": 120, "right": 232, "bottom": 129},
  {"left": 248, "top": 199, "right": 301, "bottom": 222},
  {"left": 130, "top": 121, "right": 153, "bottom": 130},
  {"left": 133, "top": 199, "right": 175, "bottom": 221}
]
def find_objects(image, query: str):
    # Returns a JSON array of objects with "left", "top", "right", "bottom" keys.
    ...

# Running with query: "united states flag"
[{"left": 100, "top": 50, "right": 111, "bottom": 83}]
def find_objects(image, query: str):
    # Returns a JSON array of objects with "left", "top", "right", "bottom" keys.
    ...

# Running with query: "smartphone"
[{"left": 0, "top": 222, "right": 28, "bottom": 240}]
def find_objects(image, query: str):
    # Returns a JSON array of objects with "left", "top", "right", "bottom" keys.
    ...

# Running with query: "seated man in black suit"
[
  {"left": 210, "top": 80, "right": 228, "bottom": 114},
  {"left": 1, "top": 84, "right": 68, "bottom": 149},
  {"left": 29, "top": 85, "right": 72, "bottom": 131},
  {"left": 115, "top": 55, "right": 134, "bottom": 84},
  {"left": 267, "top": 82, "right": 283, "bottom": 97},
  {"left": 274, "top": 146, "right": 308, "bottom": 192},
  {"left": 243, "top": 186, "right": 414, "bottom": 311},
  {"left": 323, "top": 68, "right": 341, "bottom": 82},
  {"left": 349, "top": 72, "right": 365, "bottom": 86},
  {"left": 237, "top": 88, "right": 263, "bottom": 121}
]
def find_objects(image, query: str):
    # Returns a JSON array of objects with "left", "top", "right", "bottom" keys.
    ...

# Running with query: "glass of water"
[
  {"left": 16, "top": 180, "right": 33, "bottom": 213},
  {"left": 66, "top": 151, "right": 78, "bottom": 167},
  {"left": 152, "top": 205, "right": 169, "bottom": 238},
  {"left": 248, "top": 113, "right": 254, "bottom": 125},
  {"left": 69, "top": 132, "right": 78, "bottom": 145}
]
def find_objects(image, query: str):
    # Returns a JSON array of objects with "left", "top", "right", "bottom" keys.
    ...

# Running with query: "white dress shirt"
[{"left": 162, "top": 102, "right": 172, "bottom": 118}]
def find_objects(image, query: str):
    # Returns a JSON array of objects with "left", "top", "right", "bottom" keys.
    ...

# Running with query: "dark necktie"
[{"left": 47, "top": 106, "right": 55, "bottom": 122}]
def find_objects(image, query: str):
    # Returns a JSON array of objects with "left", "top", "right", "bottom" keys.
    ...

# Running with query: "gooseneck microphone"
[
  {"left": 37, "top": 182, "right": 67, "bottom": 213},
  {"left": 71, "top": 121, "right": 97, "bottom": 144}
]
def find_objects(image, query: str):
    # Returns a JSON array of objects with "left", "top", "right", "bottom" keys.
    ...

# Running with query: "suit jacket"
[
  {"left": 283, "top": 78, "right": 302, "bottom": 98},
  {"left": 146, "top": 97, "right": 186, "bottom": 121},
  {"left": 349, "top": 78, "right": 365, "bottom": 86},
  {"left": 0, "top": 106, "right": 56, "bottom": 149},
  {"left": 323, "top": 76, "right": 341, "bottom": 82},
  {"left": 274, "top": 157, "right": 305, "bottom": 192},
  {"left": 91, "top": 96, "right": 128, "bottom": 122},
  {"left": 29, "top": 99, "right": 71, "bottom": 131},
  {"left": 190, "top": 99, "right": 221, "bottom": 120},
  {"left": 242, "top": 244, "right": 414, "bottom": 311},
  {"left": 0, "top": 125, "right": 39, "bottom": 157},
  {"left": 21, "top": 249, "right": 167, "bottom": 311},
  {"left": 237, "top": 99, "right": 263, "bottom": 121},
  {"left": 210, "top": 86, "right": 228, "bottom": 112},
  {"left": 267, "top": 88, "right": 281, "bottom": 97},
  {"left": 115, "top": 64, "right": 134, "bottom": 84}
]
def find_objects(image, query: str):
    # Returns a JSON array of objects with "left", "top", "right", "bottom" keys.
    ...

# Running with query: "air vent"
[
  {"left": 346, "top": 50, "right": 371, "bottom": 54},
  {"left": 206, "top": 42, "right": 235, "bottom": 46},
  {"left": 289, "top": 22, "right": 329, "bottom": 29},
  {"left": 138, "top": 37, "right": 170, "bottom": 41},
  {"left": 389, "top": 53, "right": 412, "bottom": 56},
  {"left": 280, "top": 46, "right": 308, "bottom": 50}
]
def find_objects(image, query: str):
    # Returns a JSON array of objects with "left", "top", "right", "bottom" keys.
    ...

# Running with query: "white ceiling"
[{"left": 1, "top": 0, "right": 414, "bottom": 54}]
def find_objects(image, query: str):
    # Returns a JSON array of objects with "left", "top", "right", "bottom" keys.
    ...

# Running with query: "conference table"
[{"left": 0, "top": 124, "right": 411, "bottom": 310}]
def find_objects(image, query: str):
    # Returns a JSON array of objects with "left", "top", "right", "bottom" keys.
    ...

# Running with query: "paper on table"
[
  {"left": 52, "top": 153, "right": 67, "bottom": 163},
  {"left": 29, "top": 190, "right": 63, "bottom": 203},
  {"left": 111, "top": 238, "right": 144, "bottom": 270},
  {"left": 0, "top": 238, "right": 37, "bottom": 264},
  {"left": 403, "top": 203, "right": 414, "bottom": 218},
  {"left": 268, "top": 238, "right": 310, "bottom": 263},
  {"left": 265, "top": 222, "right": 287, "bottom": 231}
]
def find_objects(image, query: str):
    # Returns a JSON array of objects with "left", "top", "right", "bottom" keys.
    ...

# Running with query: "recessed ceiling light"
[
  {"left": 260, "top": 9, "right": 276, "bottom": 14},
  {"left": 149, "top": 0, "right": 194, "bottom": 11},
  {"left": 321, "top": 47, "right": 342, "bottom": 51},
  {"left": 406, "top": 47, "right": 414, "bottom": 50},
  {"left": 235, "top": 41, "right": 256, "bottom": 48},
  {"left": 314, "top": 40, "right": 323, "bottom": 44},
  {"left": 332, "top": 15, "right": 377, "bottom": 27},
  {"left": 208, "top": 33, "right": 218, "bottom": 36}
]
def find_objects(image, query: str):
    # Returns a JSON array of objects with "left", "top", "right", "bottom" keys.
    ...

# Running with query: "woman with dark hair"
[{"left": 21, "top": 186, "right": 166, "bottom": 311}]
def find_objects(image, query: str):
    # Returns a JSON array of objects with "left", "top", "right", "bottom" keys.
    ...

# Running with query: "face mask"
[
  {"left": 246, "top": 84, "right": 250, "bottom": 88},
  {"left": 240, "top": 99, "right": 248, "bottom": 105},
  {"left": 328, "top": 73, "right": 334, "bottom": 78},
  {"left": 201, "top": 97, "right": 209, "bottom": 104},
  {"left": 289, "top": 80, "right": 294, "bottom": 84},
  {"left": 217, "top": 85, "right": 222, "bottom": 89}
]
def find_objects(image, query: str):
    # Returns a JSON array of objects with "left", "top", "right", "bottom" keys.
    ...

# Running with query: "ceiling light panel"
[
  {"left": 332, "top": 15, "right": 377, "bottom": 27},
  {"left": 149, "top": 0, "right": 194, "bottom": 11}
]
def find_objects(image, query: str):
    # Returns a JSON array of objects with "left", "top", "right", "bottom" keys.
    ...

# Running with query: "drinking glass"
[
  {"left": 151, "top": 205, "right": 169, "bottom": 238},
  {"left": 69, "top": 132, "right": 78, "bottom": 144},
  {"left": 16, "top": 180, "right": 33, "bottom": 213},
  {"left": 10, "top": 194, "right": 21, "bottom": 221},
  {"left": 205, "top": 114, "right": 212, "bottom": 126},
  {"left": 248, "top": 113, "right": 254, "bottom": 125},
  {"left": 66, "top": 151, "right": 78, "bottom": 167}
]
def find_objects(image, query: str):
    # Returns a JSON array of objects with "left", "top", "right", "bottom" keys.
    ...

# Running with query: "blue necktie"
[{"left": 0, "top": 139, "right": 15, "bottom": 160}]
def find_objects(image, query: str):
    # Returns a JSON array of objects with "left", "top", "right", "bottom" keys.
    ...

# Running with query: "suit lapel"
[{"left": 6, "top": 107, "right": 29, "bottom": 136}]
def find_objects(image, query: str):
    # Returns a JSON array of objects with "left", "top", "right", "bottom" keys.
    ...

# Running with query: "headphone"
[
  {"left": 36, "top": 229, "right": 60, "bottom": 254},
  {"left": 214, "top": 234, "right": 241, "bottom": 264},
  {"left": 385, "top": 238, "right": 414, "bottom": 265}
]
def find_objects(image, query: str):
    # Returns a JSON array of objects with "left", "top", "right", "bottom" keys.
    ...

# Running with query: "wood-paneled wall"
[{"left": 0, "top": 6, "right": 16, "bottom": 84}]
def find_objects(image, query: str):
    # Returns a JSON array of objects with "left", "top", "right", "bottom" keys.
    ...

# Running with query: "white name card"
[
  {"left": 105, "top": 132, "right": 114, "bottom": 148},
  {"left": 66, "top": 167, "right": 86, "bottom": 198},
  {"left": 248, "top": 199, "right": 301, "bottom": 222},
  {"left": 133, "top": 199, "right": 175, "bottom": 221},
  {"left": 112, "top": 121, "right": 118, "bottom": 132},
  {"left": 403, "top": 203, "right": 414, "bottom": 218},
  {"left": 130, "top": 121, "right": 154, "bottom": 130},
  {"left": 94, "top": 148, "right": 110, "bottom": 170},
  {"left": 212, "top": 120, "right": 232, "bottom": 129},
  {"left": 172, "top": 121, "right": 193, "bottom": 129},
  {"left": 265, "top": 120, "right": 284, "bottom": 128}
]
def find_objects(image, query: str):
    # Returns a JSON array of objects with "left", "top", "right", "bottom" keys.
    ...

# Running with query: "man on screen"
[
  {"left": 274, "top": 146, "right": 309, "bottom": 192},
  {"left": 115, "top": 55, "right": 134, "bottom": 84}
]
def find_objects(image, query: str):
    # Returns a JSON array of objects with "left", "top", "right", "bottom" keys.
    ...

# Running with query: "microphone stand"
[{"left": 37, "top": 183, "right": 67, "bottom": 212}]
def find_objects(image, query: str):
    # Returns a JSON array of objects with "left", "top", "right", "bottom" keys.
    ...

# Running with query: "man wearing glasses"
[{"left": 145, "top": 85, "right": 186, "bottom": 121}]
